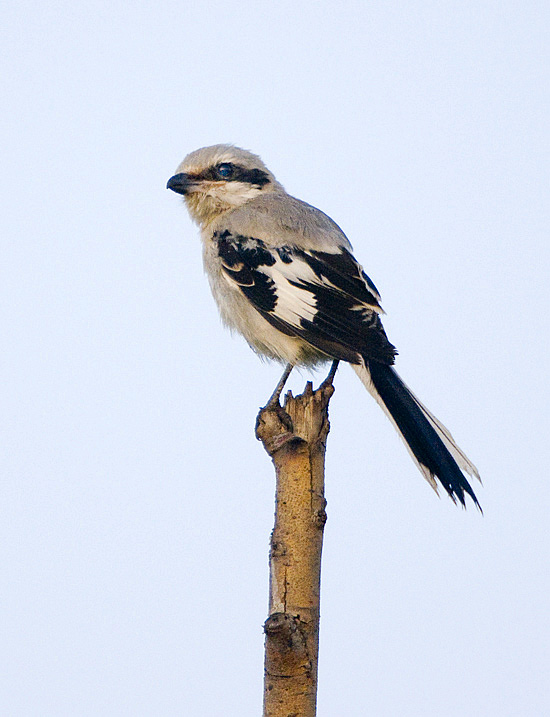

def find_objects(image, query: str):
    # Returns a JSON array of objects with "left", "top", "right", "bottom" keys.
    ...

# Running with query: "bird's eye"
[{"left": 217, "top": 163, "right": 234, "bottom": 179}]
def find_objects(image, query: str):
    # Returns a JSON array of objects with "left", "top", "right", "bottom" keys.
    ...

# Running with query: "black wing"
[{"left": 215, "top": 230, "right": 397, "bottom": 364}]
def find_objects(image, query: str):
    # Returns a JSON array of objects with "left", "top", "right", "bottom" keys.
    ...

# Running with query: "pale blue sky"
[{"left": 2, "top": 2, "right": 549, "bottom": 715}]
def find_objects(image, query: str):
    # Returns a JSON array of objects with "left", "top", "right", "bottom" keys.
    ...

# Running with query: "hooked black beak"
[{"left": 167, "top": 173, "right": 193, "bottom": 195}]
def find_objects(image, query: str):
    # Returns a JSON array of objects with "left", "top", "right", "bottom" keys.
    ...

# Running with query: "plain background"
[{"left": 2, "top": 1, "right": 549, "bottom": 715}]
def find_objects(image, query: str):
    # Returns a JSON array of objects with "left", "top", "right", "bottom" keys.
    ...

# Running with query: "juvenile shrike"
[{"left": 167, "top": 144, "right": 481, "bottom": 509}]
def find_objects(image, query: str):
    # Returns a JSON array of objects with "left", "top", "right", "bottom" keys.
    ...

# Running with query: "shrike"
[{"left": 167, "top": 144, "right": 481, "bottom": 509}]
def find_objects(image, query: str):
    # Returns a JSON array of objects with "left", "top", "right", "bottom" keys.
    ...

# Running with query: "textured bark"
[{"left": 256, "top": 381, "right": 333, "bottom": 717}]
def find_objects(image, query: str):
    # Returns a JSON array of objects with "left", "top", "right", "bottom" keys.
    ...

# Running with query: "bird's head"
[{"left": 167, "top": 144, "right": 282, "bottom": 226}]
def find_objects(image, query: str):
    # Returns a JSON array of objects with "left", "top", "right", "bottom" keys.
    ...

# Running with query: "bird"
[{"left": 167, "top": 144, "right": 481, "bottom": 509}]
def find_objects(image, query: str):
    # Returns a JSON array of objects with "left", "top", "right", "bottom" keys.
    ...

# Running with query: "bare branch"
[{"left": 256, "top": 381, "right": 334, "bottom": 717}]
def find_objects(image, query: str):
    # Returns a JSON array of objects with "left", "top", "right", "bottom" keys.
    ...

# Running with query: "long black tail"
[{"left": 353, "top": 359, "right": 481, "bottom": 509}]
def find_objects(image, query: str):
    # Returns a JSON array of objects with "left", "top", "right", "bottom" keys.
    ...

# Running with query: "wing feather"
[{"left": 214, "top": 231, "right": 396, "bottom": 364}]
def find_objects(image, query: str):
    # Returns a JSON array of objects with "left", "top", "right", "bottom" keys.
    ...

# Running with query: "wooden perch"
[{"left": 256, "top": 379, "right": 334, "bottom": 717}]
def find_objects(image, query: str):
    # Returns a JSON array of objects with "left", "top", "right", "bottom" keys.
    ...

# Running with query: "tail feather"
[{"left": 352, "top": 359, "right": 481, "bottom": 510}]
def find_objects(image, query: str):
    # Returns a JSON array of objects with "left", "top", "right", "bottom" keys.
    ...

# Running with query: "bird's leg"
[
  {"left": 320, "top": 360, "right": 340, "bottom": 389},
  {"left": 265, "top": 363, "right": 294, "bottom": 407}
]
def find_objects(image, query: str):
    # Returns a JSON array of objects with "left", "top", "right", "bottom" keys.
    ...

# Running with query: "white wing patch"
[{"left": 263, "top": 255, "right": 318, "bottom": 325}]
